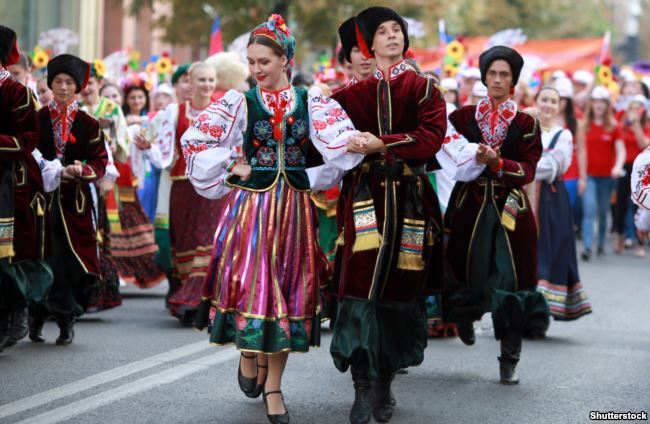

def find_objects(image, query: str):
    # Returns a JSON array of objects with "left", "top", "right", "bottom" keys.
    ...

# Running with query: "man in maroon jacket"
[
  {"left": 29, "top": 54, "right": 108, "bottom": 345},
  {"left": 0, "top": 25, "right": 53, "bottom": 353},
  {"left": 443, "top": 45, "right": 549, "bottom": 385},
  {"left": 330, "top": 7, "right": 447, "bottom": 424}
]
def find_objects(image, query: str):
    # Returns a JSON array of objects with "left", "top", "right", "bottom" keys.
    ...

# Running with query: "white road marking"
[
  {"left": 0, "top": 341, "right": 210, "bottom": 420},
  {"left": 12, "top": 348, "right": 240, "bottom": 424}
]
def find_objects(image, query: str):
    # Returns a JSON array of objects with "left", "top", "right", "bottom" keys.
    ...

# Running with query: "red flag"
[{"left": 209, "top": 16, "right": 223, "bottom": 55}]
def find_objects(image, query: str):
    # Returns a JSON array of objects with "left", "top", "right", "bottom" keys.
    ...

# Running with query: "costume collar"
[
  {"left": 474, "top": 96, "right": 517, "bottom": 148},
  {"left": 186, "top": 100, "right": 209, "bottom": 124},
  {"left": 48, "top": 99, "right": 80, "bottom": 158},
  {"left": 347, "top": 75, "right": 360, "bottom": 87},
  {"left": 257, "top": 86, "right": 295, "bottom": 114},
  {"left": 372, "top": 60, "right": 410, "bottom": 81}
]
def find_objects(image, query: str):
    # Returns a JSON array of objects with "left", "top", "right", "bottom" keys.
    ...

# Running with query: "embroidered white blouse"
[
  {"left": 535, "top": 126, "right": 573, "bottom": 183},
  {"left": 179, "top": 87, "right": 363, "bottom": 199}
]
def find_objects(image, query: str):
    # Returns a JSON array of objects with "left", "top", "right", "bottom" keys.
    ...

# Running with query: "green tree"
[
  {"left": 443, "top": 0, "right": 611, "bottom": 39},
  {"left": 128, "top": 0, "right": 439, "bottom": 53}
]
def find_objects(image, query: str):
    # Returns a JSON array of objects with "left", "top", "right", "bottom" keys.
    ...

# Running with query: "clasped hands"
[
  {"left": 476, "top": 144, "right": 500, "bottom": 169},
  {"left": 61, "top": 160, "right": 84, "bottom": 182},
  {"left": 347, "top": 132, "right": 387, "bottom": 155}
]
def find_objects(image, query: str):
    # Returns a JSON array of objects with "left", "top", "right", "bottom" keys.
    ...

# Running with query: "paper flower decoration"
[
  {"left": 443, "top": 63, "right": 458, "bottom": 77},
  {"left": 155, "top": 57, "right": 172, "bottom": 75},
  {"left": 93, "top": 59, "right": 107, "bottom": 79},
  {"left": 32, "top": 48, "right": 49, "bottom": 69},
  {"left": 446, "top": 40, "right": 465, "bottom": 62},
  {"left": 597, "top": 65, "right": 613, "bottom": 85}
]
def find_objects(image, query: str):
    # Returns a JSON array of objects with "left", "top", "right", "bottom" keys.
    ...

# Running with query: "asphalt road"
[{"left": 1, "top": 246, "right": 649, "bottom": 424}]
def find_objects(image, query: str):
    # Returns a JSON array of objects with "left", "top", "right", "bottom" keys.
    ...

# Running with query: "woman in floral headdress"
[
  {"left": 109, "top": 73, "right": 165, "bottom": 290},
  {"left": 181, "top": 14, "right": 362, "bottom": 423}
]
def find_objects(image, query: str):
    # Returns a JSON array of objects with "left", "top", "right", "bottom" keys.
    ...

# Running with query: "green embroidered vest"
[{"left": 226, "top": 86, "right": 311, "bottom": 192}]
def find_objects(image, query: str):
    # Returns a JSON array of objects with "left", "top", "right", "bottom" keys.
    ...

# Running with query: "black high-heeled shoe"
[
  {"left": 246, "top": 363, "right": 267, "bottom": 399},
  {"left": 263, "top": 390, "right": 289, "bottom": 424},
  {"left": 237, "top": 352, "right": 257, "bottom": 395}
]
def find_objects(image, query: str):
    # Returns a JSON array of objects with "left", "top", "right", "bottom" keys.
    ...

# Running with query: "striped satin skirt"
[{"left": 205, "top": 178, "right": 326, "bottom": 354}]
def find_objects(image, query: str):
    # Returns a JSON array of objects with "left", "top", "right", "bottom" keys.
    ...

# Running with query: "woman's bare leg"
[{"left": 264, "top": 352, "right": 289, "bottom": 414}]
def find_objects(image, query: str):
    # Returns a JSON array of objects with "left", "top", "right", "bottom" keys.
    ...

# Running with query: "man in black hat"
[
  {"left": 28, "top": 54, "right": 108, "bottom": 345},
  {"left": 330, "top": 7, "right": 446, "bottom": 424},
  {"left": 338, "top": 17, "right": 375, "bottom": 87},
  {"left": 0, "top": 25, "right": 54, "bottom": 353},
  {"left": 443, "top": 45, "right": 548, "bottom": 384}
]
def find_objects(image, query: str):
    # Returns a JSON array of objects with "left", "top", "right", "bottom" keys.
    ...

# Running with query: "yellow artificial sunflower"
[
  {"left": 93, "top": 59, "right": 106, "bottom": 79},
  {"left": 443, "top": 63, "right": 458, "bottom": 78},
  {"left": 597, "top": 65, "right": 613, "bottom": 84},
  {"left": 32, "top": 50, "right": 49, "bottom": 69},
  {"left": 155, "top": 57, "right": 172, "bottom": 75},
  {"left": 446, "top": 40, "right": 465, "bottom": 62},
  {"left": 145, "top": 62, "right": 155, "bottom": 74}
]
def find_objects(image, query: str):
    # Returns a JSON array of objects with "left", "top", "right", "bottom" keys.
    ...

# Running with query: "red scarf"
[
  {"left": 475, "top": 96, "right": 517, "bottom": 149},
  {"left": 48, "top": 100, "right": 79, "bottom": 158}
]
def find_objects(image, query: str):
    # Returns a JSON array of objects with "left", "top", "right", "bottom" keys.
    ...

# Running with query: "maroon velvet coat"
[
  {"left": 0, "top": 78, "right": 49, "bottom": 262},
  {"left": 331, "top": 63, "right": 447, "bottom": 301},
  {"left": 445, "top": 105, "right": 542, "bottom": 292},
  {"left": 37, "top": 107, "right": 108, "bottom": 275}
]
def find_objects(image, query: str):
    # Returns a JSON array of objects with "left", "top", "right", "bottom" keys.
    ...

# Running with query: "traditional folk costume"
[
  {"left": 631, "top": 147, "right": 650, "bottom": 232},
  {"left": 535, "top": 125, "right": 591, "bottom": 323},
  {"left": 183, "top": 16, "right": 361, "bottom": 357},
  {"left": 312, "top": 16, "right": 362, "bottom": 270},
  {"left": 110, "top": 159, "right": 165, "bottom": 288},
  {"left": 32, "top": 54, "right": 108, "bottom": 344},
  {"left": 318, "top": 16, "right": 366, "bottom": 326},
  {"left": 442, "top": 46, "right": 549, "bottom": 384},
  {"left": 330, "top": 8, "right": 447, "bottom": 423},
  {"left": 84, "top": 73, "right": 164, "bottom": 290},
  {"left": 151, "top": 63, "right": 190, "bottom": 275},
  {"left": 86, "top": 146, "right": 122, "bottom": 312},
  {"left": 138, "top": 99, "right": 223, "bottom": 322},
  {"left": 425, "top": 102, "right": 461, "bottom": 338},
  {"left": 79, "top": 72, "right": 125, "bottom": 308},
  {"left": 0, "top": 26, "right": 53, "bottom": 351}
]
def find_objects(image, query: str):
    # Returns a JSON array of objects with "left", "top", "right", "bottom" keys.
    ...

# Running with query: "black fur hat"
[
  {"left": 338, "top": 17, "right": 357, "bottom": 63},
  {"left": 354, "top": 7, "right": 409, "bottom": 59},
  {"left": 47, "top": 54, "right": 90, "bottom": 93},
  {"left": 479, "top": 45, "right": 524, "bottom": 87}
]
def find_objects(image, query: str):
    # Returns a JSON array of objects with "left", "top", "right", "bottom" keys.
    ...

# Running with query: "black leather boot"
[
  {"left": 349, "top": 368, "right": 373, "bottom": 424},
  {"left": 456, "top": 320, "right": 476, "bottom": 346},
  {"left": 28, "top": 315, "right": 46, "bottom": 343},
  {"left": 55, "top": 316, "right": 75, "bottom": 345},
  {"left": 499, "top": 330, "right": 522, "bottom": 385},
  {"left": 372, "top": 372, "right": 395, "bottom": 423},
  {"left": 3, "top": 307, "right": 28, "bottom": 348}
]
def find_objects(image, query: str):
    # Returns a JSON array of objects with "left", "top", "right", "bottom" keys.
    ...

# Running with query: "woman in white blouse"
[
  {"left": 179, "top": 15, "right": 362, "bottom": 423},
  {"left": 529, "top": 86, "right": 592, "bottom": 330}
]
